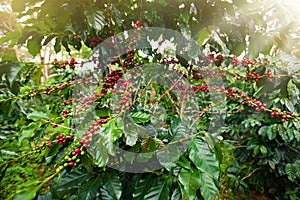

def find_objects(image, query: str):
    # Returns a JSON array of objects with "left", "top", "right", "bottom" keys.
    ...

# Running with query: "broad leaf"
[
  {"left": 133, "top": 175, "right": 153, "bottom": 200},
  {"left": 11, "top": 0, "right": 26, "bottom": 12},
  {"left": 128, "top": 111, "right": 151, "bottom": 123},
  {"left": 19, "top": 122, "right": 41, "bottom": 145},
  {"left": 57, "top": 169, "right": 91, "bottom": 197},
  {"left": 170, "top": 187, "right": 182, "bottom": 200},
  {"left": 89, "top": 137, "right": 109, "bottom": 167},
  {"left": 199, "top": 173, "right": 219, "bottom": 200},
  {"left": 144, "top": 178, "right": 170, "bottom": 200},
  {"left": 100, "top": 172, "right": 122, "bottom": 200},
  {"left": 188, "top": 138, "right": 219, "bottom": 180},
  {"left": 196, "top": 28, "right": 210, "bottom": 46},
  {"left": 102, "top": 119, "right": 123, "bottom": 155},
  {"left": 78, "top": 176, "right": 102, "bottom": 200},
  {"left": 84, "top": 8, "right": 105, "bottom": 30},
  {"left": 27, "top": 111, "right": 48, "bottom": 121},
  {"left": 14, "top": 185, "right": 41, "bottom": 200},
  {"left": 178, "top": 168, "right": 201, "bottom": 200},
  {"left": 141, "top": 137, "right": 157, "bottom": 153},
  {"left": 27, "top": 34, "right": 43, "bottom": 57},
  {"left": 123, "top": 122, "right": 139, "bottom": 146}
]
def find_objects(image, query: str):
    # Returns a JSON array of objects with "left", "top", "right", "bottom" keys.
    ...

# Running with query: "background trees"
[{"left": 0, "top": 0, "right": 300, "bottom": 199}]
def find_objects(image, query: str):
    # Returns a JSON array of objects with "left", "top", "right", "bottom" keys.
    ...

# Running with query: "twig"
[{"left": 241, "top": 167, "right": 261, "bottom": 181}]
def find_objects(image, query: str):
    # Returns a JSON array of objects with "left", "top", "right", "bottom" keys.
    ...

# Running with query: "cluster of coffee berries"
[
  {"left": 61, "top": 99, "right": 73, "bottom": 106},
  {"left": 46, "top": 134, "right": 73, "bottom": 147},
  {"left": 207, "top": 53, "right": 223, "bottom": 66},
  {"left": 81, "top": 119, "right": 107, "bottom": 140},
  {"left": 231, "top": 57, "right": 240, "bottom": 66},
  {"left": 192, "top": 83, "right": 209, "bottom": 94},
  {"left": 263, "top": 71, "right": 273, "bottom": 82},
  {"left": 133, "top": 20, "right": 142, "bottom": 29},
  {"left": 245, "top": 71, "right": 261, "bottom": 82},
  {"left": 270, "top": 109, "right": 295, "bottom": 122},
  {"left": 37, "top": 81, "right": 73, "bottom": 95},
  {"left": 248, "top": 98, "right": 266, "bottom": 112},
  {"left": 61, "top": 109, "right": 69, "bottom": 118},
  {"left": 103, "top": 70, "right": 123, "bottom": 90},
  {"left": 63, "top": 153, "right": 82, "bottom": 168},
  {"left": 242, "top": 57, "right": 256, "bottom": 67},
  {"left": 85, "top": 36, "right": 104, "bottom": 47},
  {"left": 53, "top": 58, "right": 78, "bottom": 70}
]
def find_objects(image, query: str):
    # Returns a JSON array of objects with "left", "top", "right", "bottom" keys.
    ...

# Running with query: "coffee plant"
[{"left": 1, "top": 0, "right": 300, "bottom": 200}]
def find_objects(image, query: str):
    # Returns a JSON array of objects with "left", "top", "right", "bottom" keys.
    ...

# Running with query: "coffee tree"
[{"left": 0, "top": 0, "right": 300, "bottom": 199}]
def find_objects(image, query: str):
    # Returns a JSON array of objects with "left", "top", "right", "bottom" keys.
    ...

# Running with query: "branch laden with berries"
[{"left": 1, "top": 35, "right": 300, "bottom": 200}]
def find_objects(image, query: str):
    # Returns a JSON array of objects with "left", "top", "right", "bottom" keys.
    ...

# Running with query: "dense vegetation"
[{"left": 0, "top": 0, "right": 300, "bottom": 199}]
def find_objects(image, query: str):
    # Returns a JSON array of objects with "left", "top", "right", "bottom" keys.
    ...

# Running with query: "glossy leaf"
[
  {"left": 199, "top": 173, "right": 219, "bottom": 200},
  {"left": 84, "top": 8, "right": 105, "bottom": 30},
  {"left": 144, "top": 178, "right": 171, "bottom": 200},
  {"left": 133, "top": 175, "right": 153, "bottom": 200},
  {"left": 89, "top": 137, "right": 109, "bottom": 167},
  {"left": 102, "top": 119, "right": 123, "bottom": 155},
  {"left": 141, "top": 137, "right": 157, "bottom": 153},
  {"left": 57, "top": 169, "right": 91, "bottom": 197},
  {"left": 19, "top": 122, "right": 41, "bottom": 145},
  {"left": 123, "top": 121, "right": 139, "bottom": 146},
  {"left": 14, "top": 184, "right": 41, "bottom": 200},
  {"left": 78, "top": 176, "right": 102, "bottom": 200},
  {"left": 188, "top": 138, "right": 219, "bottom": 180},
  {"left": 27, "top": 111, "right": 48, "bottom": 121},
  {"left": 100, "top": 172, "right": 122, "bottom": 200},
  {"left": 129, "top": 111, "right": 151, "bottom": 123},
  {"left": 27, "top": 34, "right": 43, "bottom": 57},
  {"left": 178, "top": 168, "right": 201, "bottom": 200}
]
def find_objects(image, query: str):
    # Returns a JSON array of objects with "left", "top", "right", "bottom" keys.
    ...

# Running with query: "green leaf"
[
  {"left": 170, "top": 187, "right": 182, "bottom": 200},
  {"left": 27, "top": 111, "right": 48, "bottom": 121},
  {"left": 285, "top": 163, "right": 297, "bottom": 182},
  {"left": 260, "top": 145, "right": 267, "bottom": 156},
  {"left": 54, "top": 37, "right": 61, "bottom": 53},
  {"left": 259, "top": 126, "right": 276, "bottom": 140},
  {"left": 178, "top": 168, "right": 201, "bottom": 200},
  {"left": 129, "top": 111, "right": 151, "bottom": 123},
  {"left": 102, "top": 119, "right": 123, "bottom": 155},
  {"left": 14, "top": 184, "right": 41, "bottom": 200},
  {"left": 199, "top": 173, "right": 219, "bottom": 200},
  {"left": 144, "top": 178, "right": 170, "bottom": 200},
  {"left": 123, "top": 122, "right": 139, "bottom": 146},
  {"left": 157, "top": 143, "right": 181, "bottom": 171},
  {"left": 43, "top": 35, "right": 56, "bottom": 46},
  {"left": 188, "top": 138, "right": 219, "bottom": 180},
  {"left": 133, "top": 175, "right": 153, "bottom": 200},
  {"left": 57, "top": 169, "right": 91, "bottom": 197},
  {"left": 1, "top": 62, "right": 22, "bottom": 88},
  {"left": 0, "top": 30, "right": 21, "bottom": 44},
  {"left": 27, "top": 34, "right": 43, "bottom": 57},
  {"left": 230, "top": 43, "right": 246, "bottom": 56},
  {"left": 141, "top": 137, "right": 157, "bottom": 153},
  {"left": 95, "top": 107, "right": 110, "bottom": 117},
  {"left": 78, "top": 176, "right": 102, "bottom": 200},
  {"left": 62, "top": 36, "right": 70, "bottom": 52},
  {"left": 84, "top": 9, "right": 105, "bottom": 30},
  {"left": 196, "top": 28, "right": 210, "bottom": 46},
  {"left": 89, "top": 137, "right": 109, "bottom": 167},
  {"left": 100, "top": 172, "right": 122, "bottom": 200},
  {"left": 248, "top": 33, "right": 273, "bottom": 58},
  {"left": 19, "top": 122, "right": 41, "bottom": 145}
]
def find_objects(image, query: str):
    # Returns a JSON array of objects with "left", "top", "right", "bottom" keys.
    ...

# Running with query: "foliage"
[{"left": 0, "top": 1, "right": 300, "bottom": 200}]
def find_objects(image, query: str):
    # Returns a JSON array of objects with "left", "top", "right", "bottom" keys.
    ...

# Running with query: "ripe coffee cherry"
[
  {"left": 68, "top": 161, "right": 75, "bottom": 167},
  {"left": 74, "top": 148, "right": 81, "bottom": 154}
]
